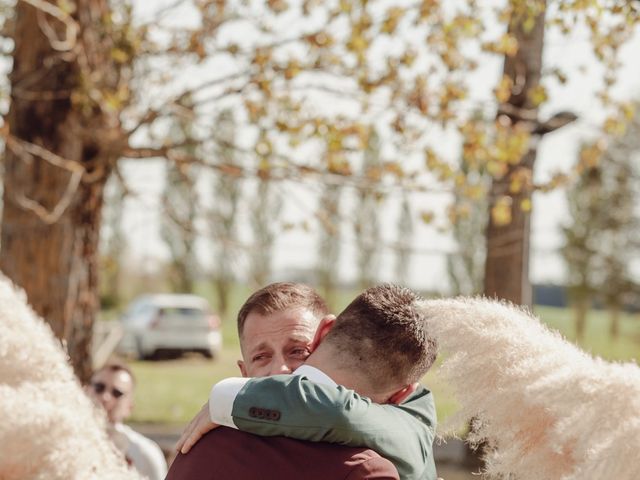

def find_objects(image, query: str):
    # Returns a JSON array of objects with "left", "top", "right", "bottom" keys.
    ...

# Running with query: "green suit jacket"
[{"left": 229, "top": 374, "right": 437, "bottom": 480}]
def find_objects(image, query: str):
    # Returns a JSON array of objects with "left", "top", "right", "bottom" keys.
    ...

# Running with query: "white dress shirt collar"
[{"left": 293, "top": 364, "right": 337, "bottom": 387}]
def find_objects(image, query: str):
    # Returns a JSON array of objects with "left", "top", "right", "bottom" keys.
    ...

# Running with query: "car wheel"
[
  {"left": 201, "top": 349, "right": 214, "bottom": 360},
  {"left": 135, "top": 336, "right": 149, "bottom": 360}
]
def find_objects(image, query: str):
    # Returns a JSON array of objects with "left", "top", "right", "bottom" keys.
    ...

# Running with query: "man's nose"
[
  {"left": 269, "top": 361, "right": 293, "bottom": 375},
  {"left": 99, "top": 390, "right": 116, "bottom": 403}
]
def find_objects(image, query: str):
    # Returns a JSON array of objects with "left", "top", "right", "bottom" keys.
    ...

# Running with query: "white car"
[{"left": 117, "top": 294, "right": 222, "bottom": 360}]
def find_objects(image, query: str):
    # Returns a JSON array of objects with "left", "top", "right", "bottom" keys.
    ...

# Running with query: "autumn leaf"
[
  {"left": 495, "top": 75, "right": 513, "bottom": 103},
  {"left": 527, "top": 84, "right": 548, "bottom": 107},
  {"left": 267, "top": 0, "right": 288, "bottom": 13},
  {"left": 111, "top": 48, "right": 129, "bottom": 64},
  {"left": 381, "top": 7, "right": 405, "bottom": 35},
  {"left": 620, "top": 102, "right": 635, "bottom": 120},
  {"left": 284, "top": 60, "right": 301, "bottom": 80},
  {"left": 57, "top": 0, "right": 77, "bottom": 14},
  {"left": 383, "top": 161, "right": 404, "bottom": 178},
  {"left": 482, "top": 33, "right": 519, "bottom": 56},
  {"left": 421, "top": 211, "right": 435, "bottom": 224},
  {"left": 509, "top": 168, "right": 532, "bottom": 194},
  {"left": 327, "top": 152, "right": 351, "bottom": 175},
  {"left": 603, "top": 116, "right": 627, "bottom": 136},
  {"left": 580, "top": 142, "right": 605, "bottom": 169},
  {"left": 491, "top": 196, "right": 512, "bottom": 226}
]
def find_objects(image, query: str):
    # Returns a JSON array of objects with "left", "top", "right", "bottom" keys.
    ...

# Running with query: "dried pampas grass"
[
  {"left": 0, "top": 275, "right": 140, "bottom": 480},
  {"left": 420, "top": 297, "right": 640, "bottom": 480}
]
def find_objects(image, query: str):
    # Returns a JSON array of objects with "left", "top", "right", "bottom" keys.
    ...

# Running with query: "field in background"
[{"left": 128, "top": 305, "right": 639, "bottom": 425}]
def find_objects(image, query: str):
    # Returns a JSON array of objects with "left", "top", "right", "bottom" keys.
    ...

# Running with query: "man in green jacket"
[{"left": 177, "top": 283, "right": 439, "bottom": 480}]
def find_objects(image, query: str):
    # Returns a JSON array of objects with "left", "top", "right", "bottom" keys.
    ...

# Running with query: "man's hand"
[{"left": 175, "top": 401, "right": 220, "bottom": 454}]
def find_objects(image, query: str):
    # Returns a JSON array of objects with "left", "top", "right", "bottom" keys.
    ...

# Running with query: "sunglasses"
[{"left": 92, "top": 382, "right": 126, "bottom": 399}]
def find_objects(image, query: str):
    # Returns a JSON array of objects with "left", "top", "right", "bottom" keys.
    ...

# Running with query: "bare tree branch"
[
  {"left": 112, "top": 163, "right": 137, "bottom": 199},
  {"left": 4, "top": 132, "right": 84, "bottom": 175},
  {"left": 21, "top": 0, "right": 78, "bottom": 51},
  {"left": 2, "top": 130, "right": 86, "bottom": 223},
  {"left": 125, "top": 70, "right": 250, "bottom": 135},
  {"left": 12, "top": 168, "right": 83, "bottom": 224}
]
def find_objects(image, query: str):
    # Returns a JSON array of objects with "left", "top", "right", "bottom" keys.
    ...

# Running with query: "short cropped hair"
[
  {"left": 324, "top": 284, "right": 437, "bottom": 389},
  {"left": 237, "top": 282, "right": 329, "bottom": 338},
  {"left": 92, "top": 361, "right": 136, "bottom": 385}
]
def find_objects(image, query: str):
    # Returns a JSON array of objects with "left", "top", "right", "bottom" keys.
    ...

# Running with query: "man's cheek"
[
  {"left": 247, "top": 364, "right": 268, "bottom": 378},
  {"left": 288, "top": 359, "right": 306, "bottom": 370}
]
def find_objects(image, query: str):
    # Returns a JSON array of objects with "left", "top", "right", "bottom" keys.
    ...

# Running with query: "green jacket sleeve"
[{"left": 231, "top": 375, "right": 438, "bottom": 480}]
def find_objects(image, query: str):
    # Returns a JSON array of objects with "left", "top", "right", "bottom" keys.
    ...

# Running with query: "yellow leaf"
[
  {"left": 383, "top": 161, "right": 404, "bottom": 178},
  {"left": 523, "top": 16, "right": 537, "bottom": 34},
  {"left": 603, "top": 116, "right": 627, "bottom": 137},
  {"left": 347, "top": 33, "right": 367, "bottom": 55},
  {"left": 258, "top": 157, "right": 271, "bottom": 173},
  {"left": 491, "top": 196, "right": 512, "bottom": 226},
  {"left": 327, "top": 153, "right": 351, "bottom": 175},
  {"left": 482, "top": 33, "right": 518, "bottom": 57},
  {"left": 621, "top": 102, "right": 635, "bottom": 120},
  {"left": 520, "top": 198, "right": 532, "bottom": 212},
  {"left": 400, "top": 49, "right": 417, "bottom": 67},
  {"left": 421, "top": 211, "right": 434, "bottom": 224},
  {"left": 487, "top": 160, "right": 508, "bottom": 178},
  {"left": 284, "top": 60, "right": 300, "bottom": 80},
  {"left": 102, "top": 92, "right": 121, "bottom": 112},
  {"left": 339, "top": 0, "right": 352, "bottom": 13},
  {"left": 527, "top": 84, "right": 548, "bottom": 107},
  {"left": 580, "top": 143, "right": 604, "bottom": 168},
  {"left": 111, "top": 48, "right": 129, "bottom": 64},
  {"left": 381, "top": 7, "right": 405, "bottom": 35},
  {"left": 495, "top": 75, "right": 513, "bottom": 103},
  {"left": 57, "top": 0, "right": 77, "bottom": 14},
  {"left": 424, "top": 148, "right": 439, "bottom": 170}
]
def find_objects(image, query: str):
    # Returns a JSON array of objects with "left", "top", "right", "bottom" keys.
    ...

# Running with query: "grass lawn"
[
  {"left": 534, "top": 305, "right": 640, "bottom": 361},
  {"left": 129, "top": 305, "right": 639, "bottom": 427}
]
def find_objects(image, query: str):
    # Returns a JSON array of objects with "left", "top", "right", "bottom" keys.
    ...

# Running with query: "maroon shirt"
[{"left": 167, "top": 427, "right": 399, "bottom": 480}]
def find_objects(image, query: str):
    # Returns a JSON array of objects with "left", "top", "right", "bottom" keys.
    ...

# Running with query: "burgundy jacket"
[{"left": 166, "top": 427, "right": 399, "bottom": 480}]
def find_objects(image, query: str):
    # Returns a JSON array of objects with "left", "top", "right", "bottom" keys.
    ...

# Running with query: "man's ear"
[
  {"left": 237, "top": 360, "right": 248, "bottom": 377},
  {"left": 310, "top": 314, "right": 336, "bottom": 352},
  {"left": 386, "top": 382, "right": 419, "bottom": 405}
]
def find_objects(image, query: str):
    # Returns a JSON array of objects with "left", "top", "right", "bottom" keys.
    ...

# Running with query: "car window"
[
  {"left": 125, "top": 300, "right": 149, "bottom": 317},
  {"left": 158, "top": 307, "right": 207, "bottom": 318}
]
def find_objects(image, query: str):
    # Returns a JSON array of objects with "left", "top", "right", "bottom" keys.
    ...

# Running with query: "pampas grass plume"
[
  {"left": 420, "top": 297, "right": 640, "bottom": 480},
  {"left": 0, "top": 275, "right": 141, "bottom": 479}
]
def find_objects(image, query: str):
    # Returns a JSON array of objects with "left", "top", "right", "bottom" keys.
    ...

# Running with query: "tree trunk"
[
  {"left": 473, "top": 2, "right": 548, "bottom": 469},
  {"left": 485, "top": 150, "right": 536, "bottom": 305},
  {"left": 574, "top": 297, "right": 589, "bottom": 341},
  {"left": 215, "top": 278, "right": 231, "bottom": 320},
  {"left": 608, "top": 303, "right": 621, "bottom": 339},
  {"left": 1, "top": 1, "right": 116, "bottom": 383},
  {"left": 484, "top": 3, "right": 547, "bottom": 307}
]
